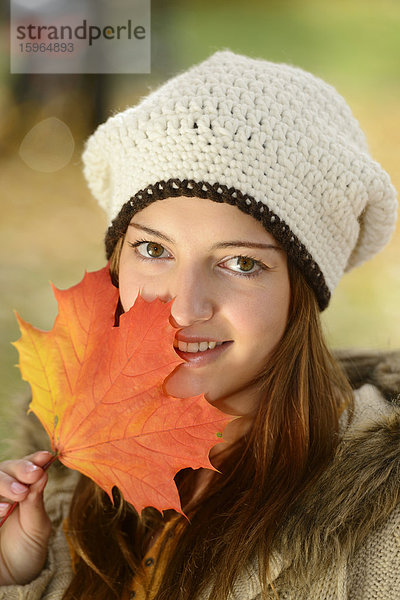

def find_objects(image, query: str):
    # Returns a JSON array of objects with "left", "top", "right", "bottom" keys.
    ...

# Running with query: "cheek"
[{"left": 235, "top": 285, "right": 290, "bottom": 348}]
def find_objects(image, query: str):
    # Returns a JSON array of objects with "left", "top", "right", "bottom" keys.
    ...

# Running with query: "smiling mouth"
[
  {"left": 173, "top": 340, "right": 227, "bottom": 353},
  {"left": 173, "top": 341, "right": 233, "bottom": 364}
]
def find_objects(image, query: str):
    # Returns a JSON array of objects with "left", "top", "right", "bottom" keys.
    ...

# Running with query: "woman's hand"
[{"left": 0, "top": 451, "right": 53, "bottom": 585}]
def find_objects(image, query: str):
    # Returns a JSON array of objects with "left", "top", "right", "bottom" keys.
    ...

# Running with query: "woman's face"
[{"left": 119, "top": 197, "right": 290, "bottom": 417}]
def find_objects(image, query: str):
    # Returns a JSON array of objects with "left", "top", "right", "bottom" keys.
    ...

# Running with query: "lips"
[
  {"left": 174, "top": 340, "right": 233, "bottom": 367},
  {"left": 173, "top": 339, "right": 224, "bottom": 352}
]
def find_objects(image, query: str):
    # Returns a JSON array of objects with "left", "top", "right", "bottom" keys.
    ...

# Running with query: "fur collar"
[{"left": 274, "top": 383, "right": 400, "bottom": 587}]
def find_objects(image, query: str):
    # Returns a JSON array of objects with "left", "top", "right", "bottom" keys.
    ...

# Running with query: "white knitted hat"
[{"left": 82, "top": 50, "right": 397, "bottom": 310}]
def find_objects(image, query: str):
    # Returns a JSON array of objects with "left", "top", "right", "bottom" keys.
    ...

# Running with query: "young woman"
[{"left": 0, "top": 51, "right": 399, "bottom": 600}]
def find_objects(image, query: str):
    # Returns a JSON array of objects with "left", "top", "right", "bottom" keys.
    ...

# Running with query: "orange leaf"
[{"left": 14, "top": 265, "right": 230, "bottom": 514}]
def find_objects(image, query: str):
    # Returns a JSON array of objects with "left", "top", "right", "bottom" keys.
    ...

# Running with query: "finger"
[
  {"left": 18, "top": 473, "right": 51, "bottom": 540},
  {"left": 0, "top": 502, "right": 11, "bottom": 517},
  {"left": 0, "top": 450, "right": 55, "bottom": 504},
  {"left": 1, "top": 451, "right": 53, "bottom": 470},
  {"left": 0, "top": 470, "right": 30, "bottom": 502},
  {"left": 23, "top": 451, "right": 54, "bottom": 468},
  {"left": 28, "top": 470, "right": 49, "bottom": 497},
  {"left": 0, "top": 459, "right": 45, "bottom": 487},
  {"left": 1, "top": 450, "right": 53, "bottom": 480}
]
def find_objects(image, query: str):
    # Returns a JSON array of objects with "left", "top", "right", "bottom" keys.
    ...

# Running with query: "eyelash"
[{"left": 127, "top": 239, "right": 270, "bottom": 279}]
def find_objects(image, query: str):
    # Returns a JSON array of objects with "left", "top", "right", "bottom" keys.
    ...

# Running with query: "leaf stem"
[{"left": 0, "top": 453, "right": 58, "bottom": 528}]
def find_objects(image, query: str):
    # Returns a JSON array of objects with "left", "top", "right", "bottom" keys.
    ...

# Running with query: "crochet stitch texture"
[{"left": 82, "top": 50, "right": 397, "bottom": 309}]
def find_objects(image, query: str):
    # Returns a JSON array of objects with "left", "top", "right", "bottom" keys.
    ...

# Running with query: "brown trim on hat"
[{"left": 104, "top": 179, "right": 331, "bottom": 311}]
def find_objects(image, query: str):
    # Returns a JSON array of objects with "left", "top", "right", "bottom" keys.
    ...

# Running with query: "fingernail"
[
  {"left": 25, "top": 461, "right": 40, "bottom": 473},
  {"left": 11, "top": 482, "right": 28, "bottom": 494},
  {"left": 0, "top": 502, "right": 10, "bottom": 515}
]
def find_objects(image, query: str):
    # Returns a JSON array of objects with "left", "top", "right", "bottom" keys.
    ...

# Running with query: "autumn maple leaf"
[{"left": 13, "top": 265, "right": 230, "bottom": 515}]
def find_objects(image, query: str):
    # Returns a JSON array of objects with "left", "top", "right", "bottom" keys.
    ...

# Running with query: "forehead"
[{"left": 129, "top": 196, "right": 279, "bottom": 247}]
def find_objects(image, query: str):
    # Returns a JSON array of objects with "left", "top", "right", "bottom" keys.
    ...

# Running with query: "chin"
[{"left": 163, "top": 370, "right": 212, "bottom": 400}]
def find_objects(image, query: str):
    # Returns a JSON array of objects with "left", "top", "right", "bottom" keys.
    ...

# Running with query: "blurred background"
[{"left": 1, "top": 0, "right": 399, "bottom": 449}]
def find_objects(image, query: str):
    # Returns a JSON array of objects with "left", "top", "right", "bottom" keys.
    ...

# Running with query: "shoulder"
[
  {"left": 334, "top": 352, "right": 400, "bottom": 535},
  {"left": 338, "top": 381, "right": 399, "bottom": 489},
  {"left": 300, "top": 380, "right": 399, "bottom": 546},
  {"left": 275, "top": 374, "right": 400, "bottom": 591},
  {"left": 334, "top": 382, "right": 400, "bottom": 540}
]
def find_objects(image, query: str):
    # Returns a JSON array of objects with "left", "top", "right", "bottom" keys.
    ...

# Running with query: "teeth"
[{"left": 173, "top": 340, "right": 224, "bottom": 353}]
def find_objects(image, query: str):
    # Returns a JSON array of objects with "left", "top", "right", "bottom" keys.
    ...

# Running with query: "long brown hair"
[{"left": 62, "top": 239, "right": 353, "bottom": 600}]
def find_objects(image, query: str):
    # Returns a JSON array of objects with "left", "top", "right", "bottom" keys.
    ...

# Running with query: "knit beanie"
[{"left": 82, "top": 50, "right": 397, "bottom": 310}]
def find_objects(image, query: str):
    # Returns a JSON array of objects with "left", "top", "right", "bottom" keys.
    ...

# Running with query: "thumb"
[{"left": 18, "top": 472, "right": 52, "bottom": 543}]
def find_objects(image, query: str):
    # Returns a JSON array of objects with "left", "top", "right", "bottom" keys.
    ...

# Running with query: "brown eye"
[
  {"left": 128, "top": 239, "right": 170, "bottom": 261},
  {"left": 221, "top": 255, "right": 266, "bottom": 278},
  {"left": 236, "top": 257, "right": 255, "bottom": 272},
  {"left": 145, "top": 242, "right": 164, "bottom": 258}
]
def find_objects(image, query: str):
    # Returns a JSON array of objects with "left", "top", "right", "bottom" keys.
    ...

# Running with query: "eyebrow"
[{"left": 128, "top": 222, "right": 282, "bottom": 252}]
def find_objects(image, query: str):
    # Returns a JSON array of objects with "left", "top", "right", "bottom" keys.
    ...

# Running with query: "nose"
[{"left": 166, "top": 266, "right": 215, "bottom": 328}]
